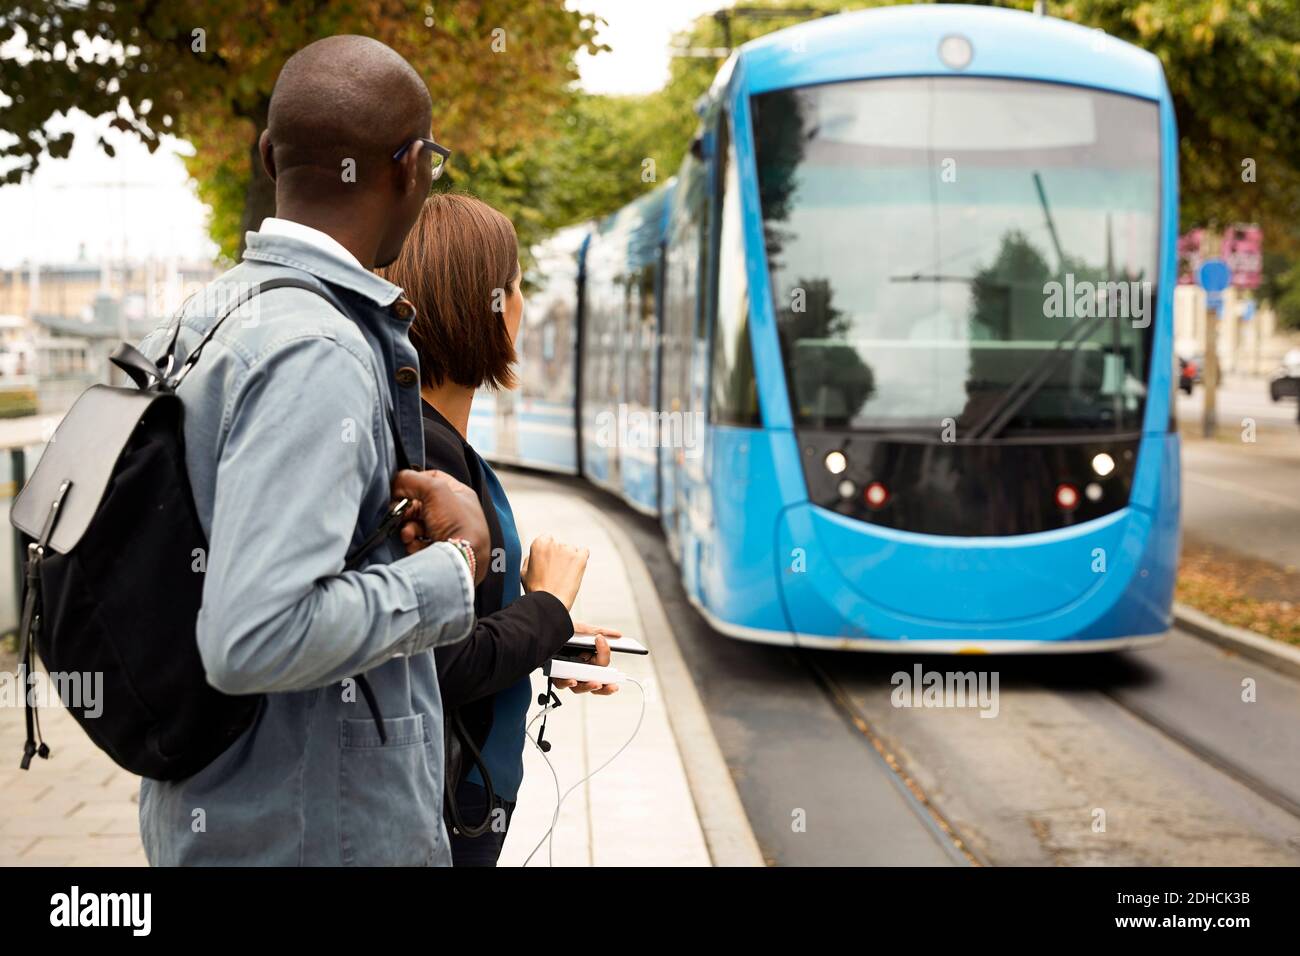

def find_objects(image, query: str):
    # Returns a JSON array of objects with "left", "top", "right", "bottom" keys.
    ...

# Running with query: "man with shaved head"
[
  {"left": 260, "top": 34, "right": 435, "bottom": 269},
  {"left": 135, "top": 35, "right": 488, "bottom": 866}
]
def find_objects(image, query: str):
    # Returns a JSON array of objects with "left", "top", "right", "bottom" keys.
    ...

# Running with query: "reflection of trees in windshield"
[
  {"left": 968, "top": 227, "right": 1148, "bottom": 334},
  {"left": 963, "top": 226, "right": 1150, "bottom": 432},
  {"left": 776, "top": 277, "right": 874, "bottom": 426},
  {"left": 969, "top": 230, "right": 1053, "bottom": 341},
  {"left": 757, "top": 92, "right": 874, "bottom": 426},
  {"left": 753, "top": 88, "right": 807, "bottom": 272}
]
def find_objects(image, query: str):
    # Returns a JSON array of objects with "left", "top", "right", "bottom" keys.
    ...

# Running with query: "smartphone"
[{"left": 560, "top": 634, "right": 649, "bottom": 656}]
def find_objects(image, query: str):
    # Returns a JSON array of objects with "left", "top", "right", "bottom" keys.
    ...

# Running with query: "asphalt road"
[
  {"left": 817, "top": 635, "right": 1300, "bottom": 865},
  {"left": 1169, "top": 373, "right": 1300, "bottom": 570},
  {"left": 1180, "top": 431, "right": 1300, "bottom": 571},
  {"left": 1175, "top": 373, "right": 1298, "bottom": 432}
]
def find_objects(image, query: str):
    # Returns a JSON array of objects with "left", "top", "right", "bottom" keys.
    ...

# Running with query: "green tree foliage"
[
  {"left": 1056, "top": 0, "right": 1300, "bottom": 242},
  {"left": 1260, "top": 251, "right": 1300, "bottom": 330},
  {"left": 533, "top": 0, "right": 861, "bottom": 229},
  {"left": 1055, "top": 0, "right": 1300, "bottom": 328},
  {"left": 1, "top": 1, "right": 602, "bottom": 260},
  {"left": 450, "top": 88, "right": 688, "bottom": 275},
  {"left": 530, "top": 92, "right": 689, "bottom": 235},
  {"left": 7, "top": 0, "right": 1300, "bottom": 327}
]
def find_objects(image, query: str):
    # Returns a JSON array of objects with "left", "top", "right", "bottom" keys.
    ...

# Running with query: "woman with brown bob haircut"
[{"left": 379, "top": 194, "right": 620, "bottom": 867}]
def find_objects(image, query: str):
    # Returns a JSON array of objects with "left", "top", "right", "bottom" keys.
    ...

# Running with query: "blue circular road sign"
[{"left": 1197, "top": 258, "right": 1232, "bottom": 293}]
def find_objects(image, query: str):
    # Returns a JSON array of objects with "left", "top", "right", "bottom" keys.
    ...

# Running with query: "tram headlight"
[
  {"left": 824, "top": 450, "right": 848, "bottom": 475},
  {"left": 1091, "top": 452, "right": 1116, "bottom": 477}
]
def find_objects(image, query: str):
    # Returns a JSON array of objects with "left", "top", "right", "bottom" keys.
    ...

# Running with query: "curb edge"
[{"left": 1175, "top": 601, "right": 1300, "bottom": 681}]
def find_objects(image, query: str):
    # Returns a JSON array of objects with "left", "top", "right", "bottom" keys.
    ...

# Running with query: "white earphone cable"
[{"left": 521, "top": 676, "right": 646, "bottom": 867}]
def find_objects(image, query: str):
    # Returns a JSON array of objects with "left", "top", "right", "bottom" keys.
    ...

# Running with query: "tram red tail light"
[
  {"left": 1055, "top": 483, "right": 1080, "bottom": 511},
  {"left": 864, "top": 481, "right": 889, "bottom": 510}
]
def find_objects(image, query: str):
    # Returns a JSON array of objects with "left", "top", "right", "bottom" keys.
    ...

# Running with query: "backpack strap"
[
  {"left": 163, "top": 275, "right": 412, "bottom": 472},
  {"left": 17, "top": 479, "right": 72, "bottom": 769},
  {"left": 110, "top": 342, "right": 165, "bottom": 391},
  {"left": 169, "top": 278, "right": 322, "bottom": 388},
  {"left": 154, "top": 290, "right": 199, "bottom": 381}
]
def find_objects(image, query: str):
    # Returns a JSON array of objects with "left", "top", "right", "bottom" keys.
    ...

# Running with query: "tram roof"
[{"left": 731, "top": 6, "right": 1167, "bottom": 103}]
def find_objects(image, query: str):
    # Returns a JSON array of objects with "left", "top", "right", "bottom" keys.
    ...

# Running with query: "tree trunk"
[{"left": 237, "top": 106, "right": 275, "bottom": 259}]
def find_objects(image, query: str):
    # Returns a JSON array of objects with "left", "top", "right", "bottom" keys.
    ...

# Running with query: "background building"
[{"left": 0, "top": 256, "right": 216, "bottom": 415}]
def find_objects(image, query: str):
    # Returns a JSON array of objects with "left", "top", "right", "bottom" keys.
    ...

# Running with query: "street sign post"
[{"left": 1197, "top": 258, "right": 1231, "bottom": 439}]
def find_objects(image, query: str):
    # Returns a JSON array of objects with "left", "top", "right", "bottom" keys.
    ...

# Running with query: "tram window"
[
  {"left": 689, "top": 124, "right": 716, "bottom": 347},
  {"left": 635, "top": 263, "right": 656, "bottom": 408},
  {"left": 624, "top": 274, "right": 638, "bottom": 403},
  {"left": 662, "top": 120, "right": 712, "bottom": 418},
  {"left": 753, "top": 77, "right": 1160, "bottom": 435},
  {"left": 709, "top": 114, "right": 761, "bottom": 427}
]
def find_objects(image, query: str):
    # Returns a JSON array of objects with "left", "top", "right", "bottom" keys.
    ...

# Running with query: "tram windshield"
[{"left": 751, "top": 76, "right": 1161, "bottom": 436}]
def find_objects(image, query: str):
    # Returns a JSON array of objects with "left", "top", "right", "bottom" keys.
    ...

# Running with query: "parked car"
[{"left": 1267, "top": 348, "right": 1300, "bottom": 402}]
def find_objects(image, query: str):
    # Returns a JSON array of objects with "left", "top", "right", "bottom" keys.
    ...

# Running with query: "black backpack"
[{"left": 11, "top": 276, "right": 409, "bottom": 780}]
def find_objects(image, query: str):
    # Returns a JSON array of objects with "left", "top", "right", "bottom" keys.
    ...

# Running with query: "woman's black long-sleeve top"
[{"left": 423, "top": 402, "right": 574, "bottom": 757}]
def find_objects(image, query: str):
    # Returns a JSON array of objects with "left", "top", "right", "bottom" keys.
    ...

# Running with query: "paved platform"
[
  {"left": 0, "top": 474, "right": 734, "bottom": 867},
  {"left": 498, "top": 478, "right": 710, "bottom": 866},
  {"left": 0, "top": 703, "right": 147, "bottom": 866}
]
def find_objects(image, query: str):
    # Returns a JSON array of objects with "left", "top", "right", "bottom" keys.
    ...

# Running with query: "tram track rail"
[
  {"left": 1099, "top": 686, "right": 1300, "bottom": 822},
  {"left": 800, "top": 654, "right": 984, "bottom": 866}
]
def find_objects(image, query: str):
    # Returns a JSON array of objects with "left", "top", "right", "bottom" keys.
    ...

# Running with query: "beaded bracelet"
[{"left": 446, "top": 537, "right": 476, "bottom": 582}]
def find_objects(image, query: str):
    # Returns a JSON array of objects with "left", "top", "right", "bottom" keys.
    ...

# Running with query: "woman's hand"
[
  {"left": 520, "top": 534, "right": 589, "bottom": 610},
  {"left": 554, "top": 624, "right": 621, "bottom": 696}
]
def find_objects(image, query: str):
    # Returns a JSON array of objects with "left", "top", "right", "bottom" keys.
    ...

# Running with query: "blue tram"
[{"left": 469, "top": 5, "right": 1180, "bottom": 652}]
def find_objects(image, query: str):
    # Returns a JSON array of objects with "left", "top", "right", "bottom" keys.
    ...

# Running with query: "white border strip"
[{"left": 688, "top": 596, "right": 1168, "bottom": 654}]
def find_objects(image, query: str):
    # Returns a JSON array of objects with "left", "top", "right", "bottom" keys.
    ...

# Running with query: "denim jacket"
[{"left": 136, "top": 227, "right": 474, "bottom": 866}]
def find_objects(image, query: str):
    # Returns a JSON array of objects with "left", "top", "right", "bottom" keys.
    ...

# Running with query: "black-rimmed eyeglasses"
[{"left": 393, "top": 136, "right": 451, "bottom": 181}]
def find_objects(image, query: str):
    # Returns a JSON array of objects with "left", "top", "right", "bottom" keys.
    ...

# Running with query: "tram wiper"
[
  {"left": 965, "top": 171, "right": 1104, "bottom": 441},
  {"left": 888, "top": 273, "right": 981, "bottom": 284},
  {"left": 887, "top": 265, "right": 1095, "bottom": 440},
  {"left": 963, "top": 309, "right": 1109, "bottom": 440}
]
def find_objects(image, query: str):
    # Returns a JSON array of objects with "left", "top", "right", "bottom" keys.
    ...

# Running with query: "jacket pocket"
[{"left": 338, "top": 714, "right": 440, "bottom": 866}]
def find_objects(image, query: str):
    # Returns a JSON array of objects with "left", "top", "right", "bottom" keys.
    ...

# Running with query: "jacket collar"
[{"left": 241, "top": 228, "right": 403, "bottom": 307}]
